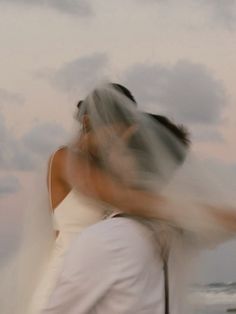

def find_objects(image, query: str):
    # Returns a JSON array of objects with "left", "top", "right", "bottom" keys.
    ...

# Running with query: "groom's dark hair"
[{"left": 148, "top": 114, "right": 190, "bottom": 147}]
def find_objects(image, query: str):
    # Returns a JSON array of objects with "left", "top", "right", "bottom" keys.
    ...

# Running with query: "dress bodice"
[
  {"left": 29, "top": 149, "right": 112, "bottom": 314},
  {"left": 52, "top": 189, "right": 108, "bottom": 234},
  {"left": 48, "top": 148, "right": 112, "bottom": 238}
]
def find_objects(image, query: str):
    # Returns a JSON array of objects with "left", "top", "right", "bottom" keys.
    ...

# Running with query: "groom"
[
  {"left": 40, "top": 84, "right": 236, "bottom": 314},
  {"left": 41, "top": 85, "right": 192, "bottom": 314},
  {"left": 41, "top": 213, "right": 169, "bottom": 313}
]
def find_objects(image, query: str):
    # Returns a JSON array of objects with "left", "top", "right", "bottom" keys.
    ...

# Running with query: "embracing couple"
[{"left": 25, "top": 83, "right": 236, "bottom": 314}]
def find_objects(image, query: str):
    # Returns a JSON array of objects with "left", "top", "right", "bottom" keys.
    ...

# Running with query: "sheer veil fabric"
[
  {"left": 0, "top": 83, "right": 235, "bottom": 314},
  {"left": 72, "top": 83, "right": 236, "bottom": 242},
  {"left": 68, "top": 84, "right": 236, "bottom": 312},
  {"left": 0, "top": 168, "right": 54, "bottom": 314}
]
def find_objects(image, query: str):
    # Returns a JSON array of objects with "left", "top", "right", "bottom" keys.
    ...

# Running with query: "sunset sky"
[{"left": 0, "top": 0, "right": 236, "bottom": 283}]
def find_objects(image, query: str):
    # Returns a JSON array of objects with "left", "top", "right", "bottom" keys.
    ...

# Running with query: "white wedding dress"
[{"left": 28, "top": 151, "right": 110, "bottom": 314}]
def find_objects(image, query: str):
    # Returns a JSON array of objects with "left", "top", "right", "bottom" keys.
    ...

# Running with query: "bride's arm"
[
  {"left": 73, "top": 155, "right": 166, "bottom": 218},
  {"left": 47, "top": 147, "right": 71, "bottom": 210},
  {"left": 74, "top": 156, "right": 236, "bottom": 234}
]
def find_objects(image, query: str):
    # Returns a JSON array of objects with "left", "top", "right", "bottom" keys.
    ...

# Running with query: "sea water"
[{"left": 190, "top": 283, "right": 236, "bottom": 314}]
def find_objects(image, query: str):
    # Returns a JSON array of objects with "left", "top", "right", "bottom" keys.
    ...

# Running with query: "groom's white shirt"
[{"left": 41, "top": 217, "right": 166, "bottom": 314}]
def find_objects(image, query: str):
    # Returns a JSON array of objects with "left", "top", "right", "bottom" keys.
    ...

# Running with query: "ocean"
[{"left": 190, "top": 283, "right": 236, "bottom": 314}]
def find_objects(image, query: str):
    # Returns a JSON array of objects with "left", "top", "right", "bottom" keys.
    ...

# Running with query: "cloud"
[
  {"left": 196, "top": 158, "right": 236, "bottom": 283},
  {"left": 0, "top": 114, "right": 35, "bottom": 171},
  {"left": 37, "top": 53, "right": 109, "bottom": 94},
  {"left": 200, "top": 0, "right": 236, "bottom": 30},
  {"left": 0, "top": 175, "right": 21, "bottom": 195},
  {"left": 198, "top": 238, "right": 236, "bottom": 284},
  {"left": 134, "top": 0, "right": 236, "bottom": 31},
  {"left": 201, "top": 159, "right": 236, "bottom": 191},
  {"left": 0, "top": 0, "right": 92, "bottom": 16},
  {"left": 22, "top": 122, "right": 68, "bottom": 159},
  {"left": 0, "top": 88, "right": 24, "bottom": 106},
  {"left": 135, "top": 0, "right": 169, "bottom": 4},
  {"left": 0, "top": 113, "right": 67, "bottom": 171},
  {"left": 38, "top": 56, "right": 228, "bottom": 143},
  {"left": 192, "top": 128, "right": 224, "bottom": 143},
  {"left": 123, "top": 60, "right": 228, "bottom": 140}
]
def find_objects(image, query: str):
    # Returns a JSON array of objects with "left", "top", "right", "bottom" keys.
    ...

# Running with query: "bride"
[
  {"left": 1, "top": 82, "right": 236, "bottom": 314},
  {"left": 28, "top": 83, "right": 139, "bottom": 313}
]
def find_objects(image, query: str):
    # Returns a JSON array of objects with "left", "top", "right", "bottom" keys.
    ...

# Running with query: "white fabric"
[
  {"left": 29, "top": 189, "right": 107, "bottom": 314},
  {"left": 53, "top": 189, "right": 108, "bottom": 234},
  {"left": 41, "top": 217, "right": 166, "bottom": 314}
]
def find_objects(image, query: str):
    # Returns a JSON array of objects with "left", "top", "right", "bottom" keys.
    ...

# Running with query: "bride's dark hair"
[
  {"left": 76, "top": 83, "right": 189, "bottom": 147},
  {"left": 76, "top": 83, "right": 137, "bottom": 112},
  {"left": 75, "top": 83, "right": 137, "bottom": 127}
]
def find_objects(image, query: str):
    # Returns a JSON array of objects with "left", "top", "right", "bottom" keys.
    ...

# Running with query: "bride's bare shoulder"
[
  {"left": 47, "top": 146, "right": 72, "bottom": 206},
  {"left": 48, "top": 146, "right": 68, "bottom": 181}
]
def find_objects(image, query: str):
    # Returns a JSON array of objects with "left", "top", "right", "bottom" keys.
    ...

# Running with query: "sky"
[{"left": 0, "top": 0, "right": 236, "bottom": 283}]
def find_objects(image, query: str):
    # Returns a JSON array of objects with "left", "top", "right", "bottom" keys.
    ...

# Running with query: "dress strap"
[{"left": 48, "top": 146, "right": 66, "bottom": 211}]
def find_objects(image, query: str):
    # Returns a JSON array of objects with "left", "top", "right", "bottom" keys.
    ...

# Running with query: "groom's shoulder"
[
  {"left": 64, "top": 217, "right": 159, "bottom": 281},
  {"left": 78, "top": 217, "right": 154, "bottom": 256},
  {"left": 62, "top": 218, "right": 157, "bottom": 294},
  {"left": 82, "top": 217, "right": 144, "bottom": 238}
]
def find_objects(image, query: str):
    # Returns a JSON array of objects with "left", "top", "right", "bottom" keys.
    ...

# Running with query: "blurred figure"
[
  {"left": 28, "top": 84, "right": 139, "bottom": 314},
  {"left": 39, "top": 83, "right": 236, "bottom": 314}
]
